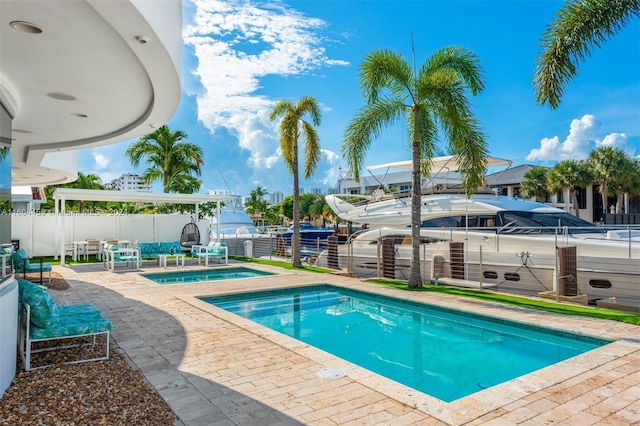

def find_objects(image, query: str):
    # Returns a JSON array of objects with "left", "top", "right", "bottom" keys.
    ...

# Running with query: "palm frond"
[{"left": 534, "top": 0, "right": 640, "bottom": 108}]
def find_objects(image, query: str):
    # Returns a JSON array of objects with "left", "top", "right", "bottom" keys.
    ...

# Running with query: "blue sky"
[{"left": 81, "top": 0, "right": 640, "bottom": 198}]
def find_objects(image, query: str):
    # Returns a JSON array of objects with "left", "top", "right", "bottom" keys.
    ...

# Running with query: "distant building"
[
  {"left": 106, "top": 173, "right": 152, "bottom": 192},
  {"left": 309, "top": 187, "right": 323, "bottom": 196},
  {"left": 270, "top": 191, "right": 284, "bottom": 205}
]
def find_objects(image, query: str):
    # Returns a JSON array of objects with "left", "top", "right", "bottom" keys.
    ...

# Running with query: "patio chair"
[
  {"left": 85, "top": 239, "right": 101, "bottom": 261},
  {"left": 191, "top": 241, "right": 228, "bottom": 266},
  {"left": 103, "top": 244, "right": 140, "bottom": 271},
  {"left": 11, "top": 248, "right": 52, "bottom": 284},
  {"left": 180, "top": 221, "right": 201, "bottom": 252}
]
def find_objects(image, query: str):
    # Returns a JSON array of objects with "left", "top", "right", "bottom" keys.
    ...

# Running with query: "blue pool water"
[
  {"left": 201, "top": 285, "right": 611, "bottom": 402},
  {"left": 142, "top": 267, "right": 273, "bottom": 285}
]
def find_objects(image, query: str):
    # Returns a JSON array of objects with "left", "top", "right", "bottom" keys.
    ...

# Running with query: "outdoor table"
[
  {"left": 72, "top": 241, "right": 88, "bottom": 262},
  {"left": 158, "top": 253, "right": 186, "bottom": 268}
]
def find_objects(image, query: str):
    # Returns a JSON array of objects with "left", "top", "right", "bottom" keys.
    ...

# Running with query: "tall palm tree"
[
  {"left": 269, "top": 97, "right": 322, "bottom": 267},
  {"left": 343, "top": 47, "right": 487, "bottom": 288},
  {"left": 588, "top": 146, "right": 627, "bottom": 219},
  {"left": 521, "top": 166, "right": 549, "bottom": 201},
  {"left": 546, "top": 160, "right": 591, "bottom": 218},
  {"left": 534, "top": 0, "right": 640, "bottom": 109},
  {"left": 610, "top": 156, "right": 640, "bottom": 213},
  {"left": 126, "top": 125, "right": 204, "bottom": 193}
]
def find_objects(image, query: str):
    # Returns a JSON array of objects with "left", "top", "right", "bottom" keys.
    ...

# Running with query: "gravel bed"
[{"left": 1, "top": 345, "right": 177, "bottom": 425}]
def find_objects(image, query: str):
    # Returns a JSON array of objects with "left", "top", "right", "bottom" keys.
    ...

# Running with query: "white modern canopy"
[{"left": 52, "top": 188, "right": 240, "bottom": 266}]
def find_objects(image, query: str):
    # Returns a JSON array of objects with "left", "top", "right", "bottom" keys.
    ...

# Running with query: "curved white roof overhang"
[{"left": 0, "top": 0, "right": 182, "bottom": 186}]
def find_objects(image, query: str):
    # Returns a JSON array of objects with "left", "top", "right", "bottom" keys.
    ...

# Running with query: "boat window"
[
  {"left": 504, "top": 272, "right": 520, "bottom": 281},
  {"left": 420, "top": 216, "right": 464, "bottom": 228},
  {"left": 588, "top": 279, "right": 612, "bottom": 289},
  {"left": 483, "top": 271, "right": 498, "bottom": 280}
]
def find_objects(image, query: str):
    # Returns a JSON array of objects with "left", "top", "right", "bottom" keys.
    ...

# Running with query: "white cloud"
[
  {"left": 526, "top": 114, "right": 634, "bottom": 162},
  {"left": 93, "top": 153, "right": 110, "bottom": 169},
  {"left": 88, "top": 145, "right": 135, "bottom": 186},
  {"left": 598, "top": 132, "right": 628, "bottom": 149},
  {"left": 182, "top": 0, "right": 349, "bottom": 194}
]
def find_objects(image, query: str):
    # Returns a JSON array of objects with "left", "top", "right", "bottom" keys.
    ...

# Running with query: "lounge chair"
[
  {"left": 191, "top": 241, "right": 228, "bottom": 266},
  {"left": 11, "top": 248, "right": 52, "bottom": 284},
  {"left": 103, "top": 244, "right": 140, "bottom": 271},
  {"left": 18, "top": 279, "right": 111, "bottom": 371}
]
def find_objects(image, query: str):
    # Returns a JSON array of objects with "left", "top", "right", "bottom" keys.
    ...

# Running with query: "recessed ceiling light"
[
  {"left": 71, "top": 113, "right": 88, "bottom": 118},
  {"left": 12, "top": 128, "right": 32, "bottom": 134},
  {"left": 47, "top": 92, "right": 77, "bottom": 101},
  {"left": 10, "top": 21, "right": 42, "bottom": 34}
]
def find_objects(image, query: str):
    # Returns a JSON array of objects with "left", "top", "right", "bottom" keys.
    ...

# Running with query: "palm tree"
[
  {"left": 245, "top": 186, "right": 269, "bottom": 217},
  {"left": 269, "top": 97, "right": 322, "bottom": 267},
  {"left": 534, "top": 0, "right": 640, "bottom": 109},
  {"left": 126, "top": 125, "right": 204, "bottom": 193},
  {"left": 343, "top": 46, "right": 487, "bottom": 288},
  {"left": 521, "top": 166, "right": 550, "bottom": 201},
  {"left": 610, "top": 156, "right": 640, "bottom": 213},
  {"left": 546, "top": 160, "right": 591, "bottom": 218},
  {"left": 588, "top": 146, "right": 627, "bottom": 219},
  {"left": 62, "top": 172, "right": 105, "bottom": 212}
]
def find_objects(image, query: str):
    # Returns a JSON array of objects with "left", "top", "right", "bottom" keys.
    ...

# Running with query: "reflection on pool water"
[
  {"left": 202, "top": 284, "right": 611, "bottom": 402},
  {"left": 142, "top": 267, "right": 274, "bottom": 285}
]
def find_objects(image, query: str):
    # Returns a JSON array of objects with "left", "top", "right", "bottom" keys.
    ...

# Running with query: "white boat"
[
  {"left": 207, "top": 192, "right": 274, "bottom": 257},
  {"left": 322, "top": 156, "right": 640, "bottom": 307}
]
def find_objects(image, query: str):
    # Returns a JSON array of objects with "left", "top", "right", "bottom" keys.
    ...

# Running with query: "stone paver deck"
[{"left": 50, "top": 261, "right": 640, "bottom": 425}]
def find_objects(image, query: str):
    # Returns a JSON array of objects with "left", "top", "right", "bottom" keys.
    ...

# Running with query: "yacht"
[{"left": 322, "top": 156, "right": 640, "bottom": 307}]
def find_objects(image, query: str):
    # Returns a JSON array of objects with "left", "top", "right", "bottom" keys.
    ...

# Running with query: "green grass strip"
[
  {"left": 365, "top": 279, "right": 640, "bottom": 326},
  {"left": 230, "top": 256, "right": 332, "bottom": 273}
]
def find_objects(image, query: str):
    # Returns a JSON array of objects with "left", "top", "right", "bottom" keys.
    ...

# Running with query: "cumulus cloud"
[
  {"left": 182, "top": 0, "right": 349, "bottom": 195},
  {"left": 526, "top": 114, "right": 634, "bottom": 162}
]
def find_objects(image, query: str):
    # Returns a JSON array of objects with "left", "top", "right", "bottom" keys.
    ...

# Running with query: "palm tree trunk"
[
  {"left": 570, "top": 189, "right": 580, "bottom": 218},
  {"left": 409, "top": 110, "right": 422, "bottom": 288},
  {"left": 291, "top": 144, "right": 302, "bottom": 268},
  {"left": 601, "top": 180, "right": 608, "bottom": 218}
]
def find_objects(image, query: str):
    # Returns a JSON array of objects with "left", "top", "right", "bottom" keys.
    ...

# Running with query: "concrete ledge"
[
  {"left": 538, "top": 291, "right": 588, "bottom": 305},
  {"left": 435, "top": 277, "right": 498, "bottom": 289},
  {"left": 596, "top": 298, "right": 640, "bottom": 313}
]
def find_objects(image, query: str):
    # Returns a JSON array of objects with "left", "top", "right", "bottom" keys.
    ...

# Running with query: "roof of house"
[{"left": 486, "top": 164, "right": 544, "bottom": 186}]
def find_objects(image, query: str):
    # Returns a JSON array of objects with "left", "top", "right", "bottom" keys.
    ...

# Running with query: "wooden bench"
[{"left": 17, "top": 279, "right": 112, "bottom": 371}]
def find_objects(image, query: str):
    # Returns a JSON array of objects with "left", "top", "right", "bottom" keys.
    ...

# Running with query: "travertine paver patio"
[{"left": 50, "top": 261, "right": 640, "bottom": 425}]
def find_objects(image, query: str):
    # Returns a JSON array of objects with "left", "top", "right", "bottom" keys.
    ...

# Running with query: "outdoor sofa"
[{"left": 136, "top": 241, "right": 183, "bottom": 264}]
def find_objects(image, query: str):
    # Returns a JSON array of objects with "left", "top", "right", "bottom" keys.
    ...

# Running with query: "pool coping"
[{"left": 176, "top": 279, "right": 638, "bottom": 425}]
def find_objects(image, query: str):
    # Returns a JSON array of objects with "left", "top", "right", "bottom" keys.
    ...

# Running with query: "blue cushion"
[
  {"left": 159, "top": 241, "right": 181, "bottom": 255},
  {"left": 11, "top": 249, "right": 30, "bottom": 271},
  {"left": 30, "top": 308, "right": 112, "bottom": 340},
  {"left": 138, "top": 242, "right": 159, "bottom": 257},
  {"left": 21, "top": 280, "right": 58, "bottom": 328}
]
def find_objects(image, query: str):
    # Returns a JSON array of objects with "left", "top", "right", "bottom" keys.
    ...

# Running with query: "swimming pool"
[
  {"left": 142, "top": 267, "right": 274, "bottom": 285},
  {"left": 202, "top": 285, "right": 611, "bottom": 402}
]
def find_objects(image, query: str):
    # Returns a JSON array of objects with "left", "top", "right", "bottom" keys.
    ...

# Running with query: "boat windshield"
[{"left": 496, "top": 211, "right": 603, "bottom": 234}]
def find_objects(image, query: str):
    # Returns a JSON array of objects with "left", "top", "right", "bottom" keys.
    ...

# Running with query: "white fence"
[{"left": 11, "top": 213, "right": 210, "bottom": 257}]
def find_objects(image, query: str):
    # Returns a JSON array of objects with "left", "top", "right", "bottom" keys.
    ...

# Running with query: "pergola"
[{"left": 52, "top": 188, "right": 240, "bottom": 266}]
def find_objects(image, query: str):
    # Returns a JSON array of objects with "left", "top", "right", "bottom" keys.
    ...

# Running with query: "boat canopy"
[{"left": 367, "top": 155, "right": 512, "bottom": 173}]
